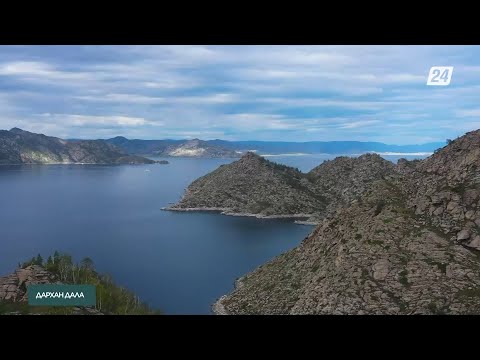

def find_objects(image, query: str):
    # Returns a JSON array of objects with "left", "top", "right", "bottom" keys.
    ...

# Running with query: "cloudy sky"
[{"left": 0, "top": 45, "right": 479, "bottom": 144}]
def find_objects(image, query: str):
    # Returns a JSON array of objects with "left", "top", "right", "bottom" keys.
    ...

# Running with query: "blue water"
[
  {"left": 0, "top": 157, "right": 314, "bottom": 314},
  {"left": 0, "top": 153, "right": 429, "bottom": 314}
]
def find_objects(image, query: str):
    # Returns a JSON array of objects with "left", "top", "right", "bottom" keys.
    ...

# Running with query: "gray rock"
[
  {"left": 465, "top": 210, "right": 476, "bottom": 220},
  {"left": 464, "top": 189, "right": 479, "bottom": 206},
  {"left": 372, "top": 259, "right": 390, "bottom": 280},
  {"left": 466, "top": 236, "right": 480, "bottom": 250},
  {"left": 447, "top": 201, "right": 460, "bottom": 212},
  {"left": 457, "top": 229, "right": 471, "bottom": 241}
]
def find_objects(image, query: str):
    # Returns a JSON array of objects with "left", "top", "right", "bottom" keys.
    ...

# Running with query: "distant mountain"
[
  {"left": 156, "top": 139, "right": 240, "bottom": 158},
  {"left": 212, "top": 130, "right": 480, "bottom": 315},
  {"left": 105, "top": 137, "right": 239, "bottom": 158},
  {"left": 0, "top": 128, "right": 158, "bottom": 165},
  {"left": 207, "top": 140, "right": 445, "bottom": 154},
  {"left": 105, "top": 136, "right": 184, "bottom": 155},
  {"left": 105, "top": 136, "right": 445, "bottom": 156}
]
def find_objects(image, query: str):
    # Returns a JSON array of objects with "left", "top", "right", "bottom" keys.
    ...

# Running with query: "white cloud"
[
  {"left": 222, "top": 113, "right": 297, "bottom": 130},
  {"left": 75, "top": 93, "right": 238, "bottom": 105},
  {"left": 338, "top": 120, "right": 381, "bottom": 129},
  {"left": 37, "top": 113, "right": 163, "bottom": 127},
  {"left": 75, "top": 94, "right": 166, "bottom": 104},
  {"left": 1, "top": 45, "right": 480, "bottom": 143},
  {"left": 0, "top": 61, "right": 89, "bottom": 81}
]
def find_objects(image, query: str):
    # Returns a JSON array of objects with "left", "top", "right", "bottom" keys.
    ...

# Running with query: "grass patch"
[
  {"left": 399, "top": 255, "right": 409, "bottom": 265},
  {"left": 399, "top": 270, "right": 410, "bottom": 287},
  {"left": 366, "top": 239, "right": 384, "bottom": 246},
  {"left": 427, "top": 302, "right": 438, "bottom": 314},
  {"left": 424, "top": 259, "right": 447, "bottom": 275},
  {"left": 263, "top": 283, "right": 276, "bottom": 292},
  {"left": 383, "top": 218, "right": 393, "bottom": 224},
  {"left": 375, "top": 200, "right": 386, "bottom": 216},
  {"left": 456, "top": 287, "right": 480, "bottom": 298}
]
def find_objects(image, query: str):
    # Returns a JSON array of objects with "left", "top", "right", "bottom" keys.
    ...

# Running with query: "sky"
[{"left": 0, "top": 45, "right": 479, "bottom": 144}]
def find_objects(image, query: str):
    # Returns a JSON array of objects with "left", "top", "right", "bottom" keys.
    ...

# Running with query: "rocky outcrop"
[
  {"left": 214, "top": 129, "right": 480, "bottom": 315},
  {"left": 396, "top": 130, "right": 480, "bottom": 249},
  {"left": 0, "top": 128, "right": 155, "bottom": 165},
  {"left": 0, "top": 265, "right": 103, "bottom": 315},
  {"left": 169, "top": 152, "right": 326, "bottom": 220},
  {"left": 307, "top": 153, "right": 395, "bottom": 220},
  {"left": 170, "top": 152, "right": 395, "bottom": 223},
  {"left": 0, "top": 265, "right": 57, "bottom": 302}
]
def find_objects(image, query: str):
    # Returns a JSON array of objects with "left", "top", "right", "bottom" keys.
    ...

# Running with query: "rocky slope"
[
  {"left": 214, "top": 130, "right": 480, "bottom": 314},
  {"left": 169, "top": 152, "right": 326, "bottom": 219},
  {"left": 307, "top": 153, "right": 395, "bottom": 220},
  {"left": 169, "top": 152, "right": 394, "bottom": 222},
  {"left": 0, "top": 128, "right": 158, "bottom": 165}
]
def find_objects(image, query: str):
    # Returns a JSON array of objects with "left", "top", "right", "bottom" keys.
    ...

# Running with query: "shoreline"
[
  {"left": 211, "top": 295, "right": 230, "bottom": 315},
  {"left": 212, "top": 277, "right": 246, "bottom": 315},
  {"left": 162, "top": 207, "right": 318, "bottom": 224}
]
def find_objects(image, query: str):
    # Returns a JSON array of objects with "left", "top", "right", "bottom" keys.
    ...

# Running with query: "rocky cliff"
[
  {"left": 0, "top": 128, "right": 157, "bottom": 165},
  {"left": 213, "top": 130, "right": 480, "bottom": 314}
]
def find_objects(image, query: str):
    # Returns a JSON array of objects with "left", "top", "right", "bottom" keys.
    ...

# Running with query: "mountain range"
[
  {"left": 105, "top": 136, "right": 445, "bottom": 156},
  {"left": 0, "top": 128, "right": 160, "bottom": 165},
  {"left": 3, "top": 128, "right": 444, "bottom": 162},
  {"left": 169, "top": 129, "right": 480, "bottom": 314}
]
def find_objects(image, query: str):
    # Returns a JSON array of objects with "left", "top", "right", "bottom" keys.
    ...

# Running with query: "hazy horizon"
[{"left": 5, "top": 126, "right": 447, "bottom": 146}]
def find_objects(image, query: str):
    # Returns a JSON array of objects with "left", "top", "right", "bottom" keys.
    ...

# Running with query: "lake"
[{"left": 0, "top": 153, "right": 428, "bottom": 314}]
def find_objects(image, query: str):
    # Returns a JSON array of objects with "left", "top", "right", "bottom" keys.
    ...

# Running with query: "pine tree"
[
  {"left": 53, "top": 250, "right": 60, "bottom": 264},
  {"left": 46, "top": 256, "right": 53, "bottom": 270},
  {"left": 35, "top": 254, "right": 43, "bottom": 266},
  {"left": 80, "top": 257, "right": 94, "bottom": 271}
]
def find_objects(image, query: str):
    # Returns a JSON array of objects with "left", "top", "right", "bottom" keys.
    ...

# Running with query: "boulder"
[
  {"left": 464, "top": 189, "right": 479, "bottom": 206},
  {"left": 372, "top": 259, "right": 390, "bottom": 281},
  {"left": 457, "top": 229, "right": 471, "bottom": 241},
  {"left": 466, "top": 235, "right": 480, "bottom": 250}
]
